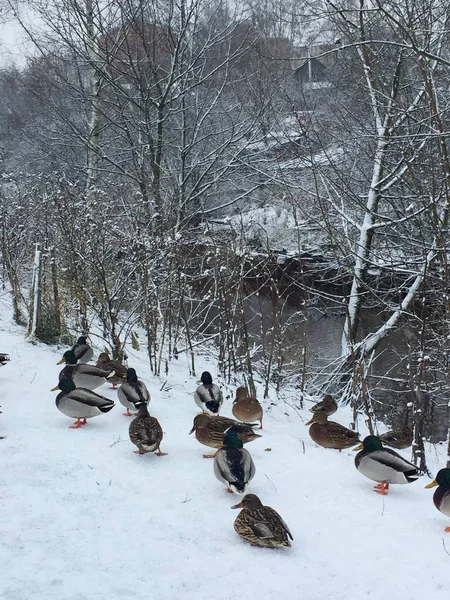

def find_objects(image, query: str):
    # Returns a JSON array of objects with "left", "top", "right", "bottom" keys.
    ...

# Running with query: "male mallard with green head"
[
  {"left": 53, "top": 378, "right": 115, "bottom": 428},
  {"left": 214, "top": 426, "right": 256, "bottom": 494},
  {"left": 189, "top": 413, "right": 262, "bottom": 458},
  {"left": 56, "top": 350, "right": 111, "bottom": 390},
  {"left": 118, "top": 368, "right": 150, "bottom": 416},
  {"left": 68, "top": 336, "right": 94, "bottom": 364},
  {"left": 194, "top": 371, "right": 223, "bottom": 416},
  {"left": 425, "top": 468, "right": 450, "bottom": 531},
  {"left": 354, "top": 435, "right": 420, "bottom": 495},
  {"left": 231, "top": 494, "right": 293, "bottom": 548}
]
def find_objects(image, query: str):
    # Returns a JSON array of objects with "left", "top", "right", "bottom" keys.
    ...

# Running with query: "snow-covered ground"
[{"left": 1, "top": 292, "right": 449, "bottom": 600}]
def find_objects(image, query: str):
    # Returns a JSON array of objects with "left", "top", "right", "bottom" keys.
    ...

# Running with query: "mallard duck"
[
  {"left": 232, "top": 386, "right": 263, "bottom": 429},
  {"left": 214, "top": 426, "right": 256, "bottom": 494},
  {"left": 96, "top": 352, "right": 127, "bottom": 388},
  {"left": 129, "top": 401, "right": 167, "bottom": 456},
  {"left": 379, "top": 427, "right": 413, "bottom": 450},
  {"left": 194, "top": 371, "right": 223, "bottom": 416},
  {"left": 70, "top": 336, "right": 94, "bottom": 364},
  {"left": 189, "top": 413, "right": 262, "bottom": 458},
  {"left": 0, "top": 353, "right": 10, "bottom": 366},
  {"left": 53, "top": 378, "right": 115, "bottom": 428},
  {"left": 305, "top": 412, "right": 360, "bottom": 450},
  {"left": 425, "top": 469, "right": 450, "bottom": 531},
  {"left": 55, "top": 350, "right": 111, "bottom": 390},
  {"left": 310, "top": 394, "right": 337, "bottom": 417},
  {"left": 354, "top": 435, "right": 420, "bottom": 495},
  {"left": 118, "top": 368, "right": 150, "bottom": 417},
  {"left": 231, "top": 494, "right": 293, "bottom": 548}
]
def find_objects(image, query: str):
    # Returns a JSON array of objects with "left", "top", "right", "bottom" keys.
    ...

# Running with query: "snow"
[
  {"left": 209, "top": 206, "right": 325, "bottom": 253},
  {"left": 1, "top": 293, "right": 449, "bottom": 600}
]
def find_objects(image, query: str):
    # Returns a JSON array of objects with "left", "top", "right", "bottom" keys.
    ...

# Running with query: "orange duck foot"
[
  {"left": 444, "top": 527, "right": 450, "bottom": 533},
  {"left": 123, "top": 410, "right": 133, "bottom": 417},
  {"left": 156, "top": 450, "right": 168, "bottom": 456},
  {"left": 373, "top": 482, "right": 389, "bottom": 495},
  {"left": 226, "top": 488, "right": 234, "bottom": 493},
  {"left": 133, "top": 450, "right": 145, "bottom": 454},
  {"left": 70, "top": 418, "right": 85, "bottom": 429},
  {"left": 202, "top": 451, "right": 219, "bottom": 459}
]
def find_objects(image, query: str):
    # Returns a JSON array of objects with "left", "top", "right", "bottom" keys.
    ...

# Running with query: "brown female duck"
[
  {"left": 96, "top": 352, "right": 127, "bottom": 388},
  {"left": 129, "top": 402, "right": 167, "bottom": 456},
  {"left": 189, "top": 413, "right": 261, "bottom": 458},
  {"left": 379, "top": 428, "right": 413, "bottom": 450},
  {"left": 232, "top": 387, "right": 263, "bottom": 429},
  {"left": 310, "top": 394, "right": 338, "bottom": 417},
  {"left": 231, "top": 494, "right": 293, "bottom": 548},
  {"left": 305, "top": 412, "right": 360, "bottom": 450}
]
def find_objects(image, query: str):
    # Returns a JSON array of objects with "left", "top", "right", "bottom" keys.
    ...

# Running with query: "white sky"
[{"left": 0, "top": 16, "right": 31, "bottom": 68}]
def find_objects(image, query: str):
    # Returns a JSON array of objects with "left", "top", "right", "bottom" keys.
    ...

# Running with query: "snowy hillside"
[{"left": 1, "top": 296, "right": 449, "bottom": 600}]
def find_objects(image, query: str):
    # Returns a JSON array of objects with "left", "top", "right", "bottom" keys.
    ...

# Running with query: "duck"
[
  {"left": 354, "top": 435, "right": 420, "bottom": 495},
  {"left": 231, "top": 494, "right": 293, "bottom": 548},
  {"left": 194, "top": 371, "right": 223, "bottom": 415},
  {"left": 232, "top": 386, "right": 263, "bottom": 429},
  {"left": 118, "top": 368, "right": 150, "bottom": 417},
  {"left": 305, "top": 412, "right": 360, "bottom": 450},
  {"left": 310, "top": 394, "right": 337, "bottom": 417},
  {"left": 0, "top": 353, "right": 10, "bottom": 366},
  {"left": 189, "top": 413, "right": 262, "bottom": 458},
  {"left": 379, "top": 427, "right": 413, "bottom": 450},
  {"left": 425, "top": 468, "right": 450, "bottom": 531},
  {"left": 70, "top": 336, "right": 94, "bottom": 364},
  {"left": 129, "top": 401, "right": 167, "bottom": 456},
  {"left": 53, "top": 378, "right": 115, "bottom": 428},
  {"left": 96, "top": 352, "right": 127, "bottom": 388},
  {"left": 214, "top": 426, "right": 256, "bottom": 495},
  {"left": 55, "top": 350, "right": 112, "bottom": 390}
]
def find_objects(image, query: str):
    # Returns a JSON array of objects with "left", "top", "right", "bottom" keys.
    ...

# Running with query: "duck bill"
[
  {"left": 50, "top": 385, "right": 60, "bottom": 391},
  {"left": 188, "top": 426, "right": 195, "bottom": 435},
  {"left": 305, "top": 416, "right": 316, "bottom": 426},
  {"left": 231, "top": 501, "right": 244, "bottom": 509},
  {"left": 57, "top": 358, "right": 66, "bottom": 365},
  {"left": 425, "top": 479, "right": 438, "bottom": 489},
  {"left": 353, "top": 443, "right": 363, "bottom": 451}
]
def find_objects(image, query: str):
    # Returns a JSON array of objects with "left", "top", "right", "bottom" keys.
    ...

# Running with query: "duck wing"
[
  {"left": 78, "top": 364, "right": 112, "bottom": 378},
  {"left": 66, "top": 388, "right": 114, "bottom": 409},
  {"left": 367, "top": 448, "right": 418, "bottom": 474},
  {"left": 121, "top": 381, "right": 150, "bottom": 405},
  {"left": 132, "top": 416, "right": 162, "bottom": 445}
]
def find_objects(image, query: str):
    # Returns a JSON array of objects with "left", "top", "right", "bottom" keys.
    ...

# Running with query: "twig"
[
  {"left": 182, "top": 493, "right": 191, "bottom": 504},
  {"left": 160, "top": 380, "right": 167, "bottom": 391},
  {"left": 265, "top": 473, "right": 278, "bottom": 492},
  {"left": 442, "top": 539, "right": 450, "bottom": 557},
  {"left": 109, "top": 435, "right": 123, "bottom": 447},
  {"left": 29, "top": 372, "right": 37, "bottom": 384},
  {"left": 302, "top": 440, "right": 306, "bottom": 454}
]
